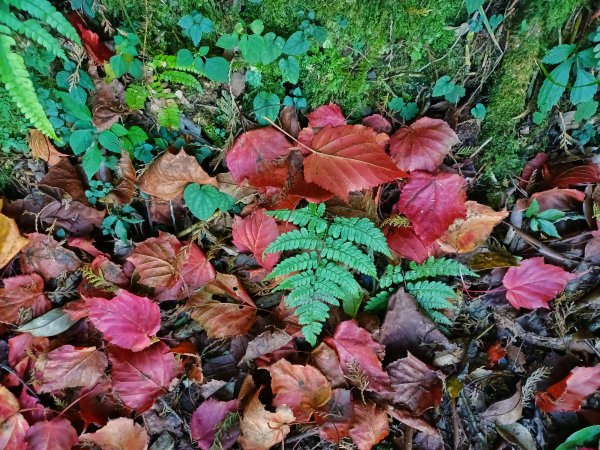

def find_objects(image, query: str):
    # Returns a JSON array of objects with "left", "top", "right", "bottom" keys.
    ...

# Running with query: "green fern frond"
[
  {"left": 265, "top": 228, "right": 321, "bottom": 253},
  {"left": 124, "top": 84, "right": 148, "bottom": 110},
  {"left": 267, "top": 203, "right": 328, "bottom": 233},
  {"left": 152, "top": 54, "right": 202, "bottom": 74},
  {"left": 321, "top": 237, "right": 376, "bottom": 276},
  {"left": 314, "top": 278, "right": 346, "bottom": 300},
  {"left": 158, "top": 101, "right": 180, "bottom": 129},
  {"left": 407, "top": 280, "right": 458, "bottom": 311},
  {"left": 315, "top": 262, "right": 362, "bottom": 295},
  {"left": 273, "top": 269, "right": 316, "bottom": 291},
  {"left": 297, "top": 321, "right": 322, "bottom": 345},
  {"left": 405, "top": 257, "right": 478, "bottom": 281},
  {"left": 158, "top": 70, "right": 201, "bottom": 89},
  {"left": 266, "top": 252, "right": 319, "bottom": 279},
  {"left": 364, "top": 289, "right": 392, "bottom": 313},
  {"left": 0, "top": 13, "right": 65, "bottom": 60},
  {"left": 426, "top": 310, "right": 453, "bottom": 326},
  {"left": 328, "top": 216, "right": 391, "bottom": 256},
  {"left": 379, "top": 264, "right": 404, "bottom": 288},
  {"left": 0, "top": 31, "right": 56, "bottom": 139},
  {"left": 5, "top": 0, "right": 81, "bottom": 45},
  {"left": 284, "top": 285, "right": 336, "bottom": 344}
]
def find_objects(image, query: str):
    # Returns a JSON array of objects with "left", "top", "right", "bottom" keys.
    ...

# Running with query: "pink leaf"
[
  {"left": 536, "top": 363, "right": 600, "bottom": 412},
  {"left": 0, "top": 387, "right": 28, "bottom": 450},
  {"left": 232, "top": 209, "right": 280, "bottom": 271},
  {"left": 109, "top": 341, "right": 178, "bottom": 412},
  {"left": 502, "top": 257, "right": 577, "bottom": 309},
  {"left": 0, "top": 274, "right": 50, "bottom": 325},
  {"left": 361, "top": 114, "right": 392, "bottom": 133},
  {"left": 389, "top": 117, "right": 459, "bottom": 172},
  {"left": 191, "top": 399, "right": 239, "bottom": 450},
  {"left": 25, "top": 417, "right": 78, "bottom": 450},
  {"left": 397, "top": 171, "right": 467, "bottom": 243},
  {"left": 307, "top": 103, "right": 346, "bottom": 128},
  {"left": 86, "top": 290, "right": 161, "bottom": 351}
]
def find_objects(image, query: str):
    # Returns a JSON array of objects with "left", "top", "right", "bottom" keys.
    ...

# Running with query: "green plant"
[
  {"left": 264, "top": 203, "right": 390, "bottom": 344},
  {"left": 0, "top": 0, "right": 81, "bottom": 139},
  {"left": 471, "top": 103, "right": 487, "bottom": 120},
  {"left": 433, "top": 75, "right": 465, "bottom": 104},
  {"left": 178, "top": 10, "right": 214, "bottom": 47},
  {"left": 556, "top": 426, "right": 600, "bottom": 450},
  {"left": 109, "top": 31, "right": 143, "bottom": 79},
  {"left": 184, "top": 184, "right": 236, "bottom": 221},
  {"left": 282, "top": 87, "right": 307, "bottom": 110},
  {"left": 253, "top": 91, "right": 280, "bottom": 125},
  {"left": 101, "top": 205, "right": 143, "bottom": 243},
  {"left": 85, "top": 180, "right": 114, "bottom": 205},
  {"left": 365, "top": 257, "right": 478, "bottom": 327},
  {"left": 524, "top": 199, "right": 566, "bottom": 238},
  {"left": 388, "top": 97, "right": 418, "bottom": 121}
]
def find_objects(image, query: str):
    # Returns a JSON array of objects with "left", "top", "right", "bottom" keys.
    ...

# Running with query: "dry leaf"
[
  {"left": 29, "top": 129, "right": 65, "bottom": 166},
  {"left": 0, "top": 201, "right": 28, "bottom": 268},
  {"left": 101, "top": 152, "right": 136, "bottom": 205},
  {"left": 80, "top": 417, "right": 149, "bottom": 450}
]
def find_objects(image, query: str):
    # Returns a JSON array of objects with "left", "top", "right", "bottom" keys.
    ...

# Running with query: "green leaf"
[
  {"left": 55, "top": 90, "right": 92, "bottom": 121},
  {"left": 525, "top": 199, "right": 540, "bottom": 218},
  {"left": 184, "top": 184, "right": 235, "bottom": 220},
  {"left": 249, "top": 19, "right": 264, "bottom": 35},
  {"left": 16, "top": 307, "right": 78, "bottom": 337},
  {"left": 537, "top": 219, "right": 560, "bottom": 238},
  {"left": 253, "top": 91, "right": 280, "bottom": 125},
  {"left": 542, "top": 44, "right": 576, "bottom": 64},
  {"left": 239, "top": 34, "right": 264, "bottom": 64},
  {"left": 471, "top": 103, "right": 487, "bottom": 120},
  {"left": 82, "top": 144, "right": 102, "bottom": 179},
  {"left": 536, "top": 208, "right": 565, "bottom": 221},
  {"left": 216, "top": 32, "right": 238, "bottom": 50},
  {"left": 570, "top": 67, "right": 597, "bottom": 105},
  {"left": 575, "top": 100, "right": 598, "bottom": 122},
  {"left": 176, "top": 48, "right": 194, "bottom": 67},
  {"left": 388, "top": 97, "right": 406, "bottom": 111},
  {"left": 432, "top": 75, "right": 464, "bottom": 103},
  {"left": 260, "top": 32, "right": 285, "bottom": 64},
  {"left": 283, "top": 31, "right": 310, "bottom": 55},
  {"left": 279, "top": 56, "right": 300, "bottom": 84},
  {"left": 110, "top": 54, "right": 127, "bottom": 78},
  {"left": 203, "top": 56, "right": 230, "bottom": 82},
  {"left": 98, "top": 130, "right": 121, "bottom": 153},
  {"left": 556, "top": 425, "right": 600, "bottom": 450},
  {"left": 537, "top": 59, "right": 573, "bottom": 112},
  {"left": 69, "top": 129, "right": 95, "bottom": 155},
  {"left": 465, "top": 0, "right": 485, "bottom": 14}
]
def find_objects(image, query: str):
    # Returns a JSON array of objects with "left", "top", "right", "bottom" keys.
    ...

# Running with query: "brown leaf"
[
  {"left": 29, "top": 129, "right": 65, "bottom": 166},
  {"left": 80, "top": 417, "right": 148, "bottom": 450},
  {"left": 0, "top": 202, "right": 28, "bottom": 268},
  {"left": 20, "top": 233, "right": 82, "bottom": 281},
  {"left": 267, "top": 359, "right": 332, "bottom": 422},
  {"left": 390, "top": 410, "right": 441, "bottom": 437},
  {"left": 240, "top": 329, "right": 293, "bottom": 365},
  {"left": 101, "top": 152, "right": 135, "bottom": 205},
  {"left": 41, "top": 158, "right": 87, "bottom": 203},
  {"left": 238, "top": 391, "right": 295, "bottom": 450},
  {"left": 480, "top": 387, "right": 522, "bottom": 425},
  {"left": 315, "top": 389, "right": 353, "bottom": 443},
  {"left": 311, "top": 343, "right": 346, "bottom": 388},
  {"left": 91, "top": 72, "right": 125, "bottom": 132},
  {"left": 384, "top": 353, "right": 444, "bottom": 415},
  {"left": 138, "top": 149, "right": 217, "bottom": 200},
  {"left": 349, "top": 401, "right": 389, "bottom": 450},
  {"left": 468, "top": 249, "right": 521, "bottom": 270},
  {"left": 279, "top": 106, "right": 301, "bottom": 138}
]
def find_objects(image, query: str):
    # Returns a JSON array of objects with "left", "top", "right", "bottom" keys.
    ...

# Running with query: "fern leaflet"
[
  {"left": 328, "top": 216, "right": 391, "bottom": 257},
  {"left": 404, "top": 257, "right": 478, "bottom": 280},
  {"left": 265, "top": 228, "right": 321, "bottom": 253},
  {"left": 267, "top": 203, "right": 328, "bottom": 233},
  {"left": 0, "top": 13, "right": 66, "bottom": 60}
]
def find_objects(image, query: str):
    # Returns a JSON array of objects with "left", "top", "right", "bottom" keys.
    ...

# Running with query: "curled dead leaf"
[
  {"left": 0, "top": 201, "right": 28, "bottom": 268},
  {"left": 29, "top": 129, "right": 65, "bottom": 166}
]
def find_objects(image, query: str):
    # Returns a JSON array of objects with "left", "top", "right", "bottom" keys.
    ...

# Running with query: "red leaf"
[
  {"left": 389, "top": 117, "right": 459, "bottom": 172},
  {"left": 502, "top": 257, "right": 577, "bottom": 309},
  {"left": 6, "top": 334, "right": 48, "bottom": 387},
  {"left": 68, "top": 13, "right": 114, "bottom": 64},
  {"left": 349, "top": 401, "right": 389, "bottom": 450},
  {"left": 109, "top": 341, "right": 178, "bottom": 412},
  {"left": 324, "top": 320, "right": 391, "bottom": 392},
  {"left": 536, "top": 364, "right": 600, "bottom": 412},
  {"left": 315, "top": 389, "right": 353, "bottom": 443},
  {"left": 385, "top": 226, "right": 437, "bottom": 263},
  {"left": 304, "top": 125, "right": 406, "bottom": 201},
  {"left": 18, "top": 389, "right": 44, "bottom": 424},
  {"left": 527, "top": 188, "right": 585, "bottom": 211},
  {"left": 487, "top": 342, "right": 507, "bottom": 366},
  {"left": 307, "top": 103, "right": 346, "bottom": 128},
  {"left": 25, "top": 417, "right": 78, "bottom": 450},
  {"left": 191, "top": 399, "right": 239, "bottom": 450},
  {"left": 35, "top": 345, "right": 108, "bottom": 393},
  {"left": 20, "top": 233, "right": 82, "bottom": 281},
  {"left": 267, "top": 359, "right": 332, "bottom": 422},
  {"left": 519, "top": 152, "right": 548, "bottom": 188},
  {"left": 384, "top": 353, "right": 444, "bottom": 415},
  {"left": 0, "top": 274, "right": 50, "bottom": 325},
  {"left": 86, "top": 290, "right": 161, "bottom": 351},
  {"left": 232, "top": 209, "right": 280, "bottom": 271},
  {"left": 397, "top": 171, "right": 467, "bottom": 243},
  {"left": 546, "top": 162, "right": 600, "bottom": 188},
  {"left": 361, "top": 114, "right": 392, "bottom": 133},
  {"left": 0, "top": 386, "right": 28, "bottom": 450},
  {"left": 80, "top": 417, "right": 149, "bottom": 450},
  {"left": 226, "top": 128, "right": 292, "bottom": 189}
]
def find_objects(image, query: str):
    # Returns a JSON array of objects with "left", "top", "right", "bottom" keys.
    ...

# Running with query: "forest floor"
[{"left": 0, "top": 0, "right": 600, "bottom": 449}]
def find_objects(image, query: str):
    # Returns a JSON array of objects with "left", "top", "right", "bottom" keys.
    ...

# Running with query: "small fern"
[
  {"left": 404, "top": 256, "right": 478, "bottom": 280},
  {"left": 265, "top": 203, "right": 389, "bottom": 344},
  {"left": 157, "top": 70, "right": 202, "bottom": 89}
]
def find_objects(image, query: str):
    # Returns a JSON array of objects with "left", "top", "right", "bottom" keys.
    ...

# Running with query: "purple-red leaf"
[
  {"left": 232, "top": 209, "right": 280, "bottom": 271},
  {"left": 25, "top": 417, "right": 78, "bottom": 450},
  {"left": 0, "top": 274, "right": 50, "bottom": 325},
  {"left": 191, "top": 399, "right": 239, "bottom": 450}
]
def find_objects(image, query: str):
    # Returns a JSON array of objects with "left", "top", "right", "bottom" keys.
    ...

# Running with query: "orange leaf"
[
  {"left": 438, "top": 201, "right": 508, "bottom": 253},
  {"left": 349, "top": 401, "right": 389, "bottom": 450},
  {"left": 80, "top": 418, "right": 148, "bottom": 450},
  {"left": 138, "top": 149, "right": 217, "bottom": 200},
  {"left": 28, "top": 129, "right": 65, "bottom": 166},
  {"left": 0, "top": 202, "right": 28, "bottom": 269},
  {"left": 536, "top": 364, "right": 600, "bottom": 413},
  {"left": 304, "top": 125, "right": 406, "bottom": 201}
]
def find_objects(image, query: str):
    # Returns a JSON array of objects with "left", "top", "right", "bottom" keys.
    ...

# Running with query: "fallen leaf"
[
  {"left": 307, "top": 103, "right": 346, "bottom": 128},
  {"left": 349, "top": 401, "right": 389, "bottom": 450},
  {"left": 6, "top": 333, "right": 49, "bottom": 387},
  {"left": 25, "top": 417, "right": 78, "bottom": 450},
  {"left": 315, "top": 389, "right": 353, "bottom": 443},
  {"left": 304, "top": 125, "right": 406, "bottom": 201},
  {"left": 468, "top": 249, "right": 521, "bottom": 270},
  {"left": 90, "top": 70, "right": 125, "bottom": 132},
  {"left": 18, "top": 389, "right": 45, "bottom": 424},
  {"left": 127, "top": 233, "right": 183, "bottom": 288},
  {"left": 35, "top": 345, "right": 108, "bottom": 392},
  {"left": 86, "top": 290, "right": 161, "bottom": 351},
  {"left": 384, "top": 353, "right": 444, "bottom": 415},
  {"left": 68, "top": 12, "right": 114, "bottom": 64},
  {"left": 240, "top": 329, "right": 293, "bottom": 365},
  {"left": 238, "top": 391, "right": 295, "bottom": 450},
  {"left": 29, "top": 129, "right": 65, "bottom": 166},
  {"left": 324, "top": 320, "right": 391, "bottom": 392},
  {"left": 78, "top": 380, "right": 126, "bottom": 428},
  {"left": 362, "top": 114, "right": 392, "bottom": 134},
  {"left": 311, "top": 343, "right": 346, "bottom": 388},
  {"left": 0, "top": 274, "right": 50, "bottom": 325},
  {"left": 386, "top": 225, "right": 437, "bottom": 263},
  {"left": 267, "top": 359, "right": 332, "bottom": 422},
  {"left": 187, "top": 293, "right": 256, "bottom": 339},
  {"left": 546, "top": 162, "right": 600, "bottom": 188},
  {"left": 226, "top": 128, "right": 292, "bottom": 189},
  {"left": 41, "top": 157, "right": 87, "bottom": 203},
  {"left": 279, "top": 106, "right": 301, "bottom": 138},
  {"left": 496, "top": 422, "right": 537, "bottom": 450},
  {"left": 438, "top": 201, "right": 508, "bottom": 253},
  {"left": 502, "top": 257, "right": 577, "bottom": 309},
  {"left": 397, "top": 171, "right": 467, "bottom": 243},
  {"left": 521, "top": 188, "right": 586, "bottom": 212},
  {"left": 19, "top": 233, "right": 82, "bottom": 281},
  {"left": 390, "top": 410, "right": 441, "bottom": 437},
  {"left": 0, "top": 205, "right": 28, "bottom": 268},
  {"left": 480, "top": 388, "right": 522, "bottom": 425},
  {"left": 109, "top": 341, "right": 178, "bottom": 412},
  {"left": 536, "top": 364, "right": 600, "bottom": 413},
  {"left": 138, "top": 149, "right": 217, "bottom": 201},
  {"left": 232, "top": 209, "right": 280, "bottom": 271},
  {"left": 0, "top": 386, "right": 28, "bottom": 450},
  {"left": 79, "top": 417, "right": 149, "bottom": 450},
  {"left": 519, "top": 152, "right": 548, "bottom": 188},
  {"left": 101, "top": 152, "right": 136, "bottom": 205},
  {"left": 389, "top": 117, "right": 459, "bottom": 172},
  {"left": 191, "top": 399, "right": 239, "bottom": 450}
]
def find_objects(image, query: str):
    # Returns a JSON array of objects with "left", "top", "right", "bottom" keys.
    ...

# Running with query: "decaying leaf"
[
  {"left": 191, "top": 399, "right": 239, "bottom": 450},
  {"left": 0, "top": 274, "right": 50, "bottom": 325},
  {"left": 0, "top": 202, "right": 29, "bottom": 268},
  {"left": 0, "top": 386, "right": 28, "bottom": 450},
  {"left": 29, "top": 129, "right": 65, "bottom": 166},
  {"left": 25, "top": 417, "right": 78, "bottom": 450},
  {"left": 349, "top": 401, "right": 389, "bottom": 450},
  {"left": 79, "top": 417, "right": 149, "bottom": 450},
  {"left": 240, "top": 329, "right": 293, "bottom": 365},
  {"left": 480, "top": 387, "right": 522, "bottom": 425},
  {"left": 19, "top": 233, "right": 82, "bottom": 281},
  {"left": 100, "top": 152, "right": 136, "bottom": 205}
]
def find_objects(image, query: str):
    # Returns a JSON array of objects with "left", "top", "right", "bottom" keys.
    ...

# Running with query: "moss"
[
  {"left": 480, "top": 0, "right": 583, "bottom": 201},
  {"left": 0, "top": 87, "right": 29, "bottom": 155}
]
